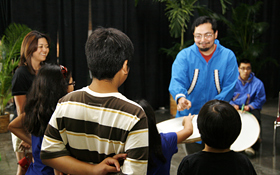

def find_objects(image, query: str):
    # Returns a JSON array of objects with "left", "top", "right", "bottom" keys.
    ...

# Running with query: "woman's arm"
[
  {"left": 14, "top": 95, "right": 26, "bottom": 115},
  {"left": 176, "top": 114, "right": 194, "bottom": 143},
  {"left": 8, "top": 112, "right": 32, "bottom": 145}
]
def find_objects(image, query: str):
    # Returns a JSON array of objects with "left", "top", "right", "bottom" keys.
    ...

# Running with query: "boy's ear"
[{"left": 122, "top": 60, "right": 129, "bottom": 75}]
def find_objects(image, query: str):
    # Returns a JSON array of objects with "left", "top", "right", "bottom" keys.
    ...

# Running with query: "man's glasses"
[
  {"left": 194, "top": 33, "right": 213, "bottom": 40},
  {"left": 239, "top": 67, "right": 251, "bottom": 71}
]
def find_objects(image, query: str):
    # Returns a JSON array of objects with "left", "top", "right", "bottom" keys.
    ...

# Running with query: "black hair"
[
  {"left": 23, "top": 63, "right": 68, "bottom": 136},
  {"left": 197, "top": 100, "right": 241, "bottom": 149},
  {"left": 135, "top": 99, "right": 166, "bottom": 169},
  {"left": 238, "top": 58, "right": 251, "bottom": 67},
  {"left": 191, "top": 16, "right": 217, "bottom": 33},
  {"left": 85, "top": 27, "right": 134, "bottom": 80}
]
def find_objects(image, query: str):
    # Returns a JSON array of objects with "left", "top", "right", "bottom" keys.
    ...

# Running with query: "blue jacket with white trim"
[{"left": 169, "top": 39, "right": 239, "bottom": 117}]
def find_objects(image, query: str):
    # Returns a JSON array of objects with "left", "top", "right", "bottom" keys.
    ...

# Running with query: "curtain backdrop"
[
  {"left": 1, "top": 0, "right": 280, "bottom": 110},
  {"left": 0, "top": 0, "right": 11, "bottom": 38},
  {"left": 91, "top": 0, "right": 173, "bottom": 108},
  {"left": 260, "top": 0, "right": 280, "bottom": 98},
  {"left": 10, "top": 0, "right": 59, "bottom": 64},
  {"left": 58, "top": 0, "right": 89, "bottom": 90}
]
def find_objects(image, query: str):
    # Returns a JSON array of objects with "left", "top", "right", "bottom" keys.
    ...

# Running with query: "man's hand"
[
  {"left": 244, "top": 105, "right": 250, "bottom": 111},
  {"left": 233, "top": 105, "right": 239, "bottom": 110},
  {"left": 99, "top": 155, "right": 126, "bottom": 173},
  {"left": 177, "top": 97, "right": 191, "bottom": 111},
  {"left": 112, "top": 153, "right": 127, "bottom": 161}
]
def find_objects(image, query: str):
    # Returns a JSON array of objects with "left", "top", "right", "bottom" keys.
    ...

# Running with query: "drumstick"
[{"left": 241, "top": 104, "right": 245, "bottom": 113}]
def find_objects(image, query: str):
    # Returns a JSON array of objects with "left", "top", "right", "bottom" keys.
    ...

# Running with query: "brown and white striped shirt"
[{"left": 41, "top": 86, "right": 149, "bottom": 174}]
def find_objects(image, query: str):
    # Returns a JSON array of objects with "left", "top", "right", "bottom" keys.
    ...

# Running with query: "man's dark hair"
[
  {"left": 197, "top": 100, "right": 241, "bottom": 149},
  {"left": 85, "top": 27, "right": 134, "bottom": 80},
  {"left": 191, "top": 16, "right": 217, "bottom": 33},
  {"left": 238, "top": 58, "right": 251, "bottom": 67}
]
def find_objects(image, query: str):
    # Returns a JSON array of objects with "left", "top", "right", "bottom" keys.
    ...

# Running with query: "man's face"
[
  {"left": 239, "top": 63, "right": 252, "bottom": 81},
  {"left": 193, "top": 23, "right": 217, "bottom": 53}
]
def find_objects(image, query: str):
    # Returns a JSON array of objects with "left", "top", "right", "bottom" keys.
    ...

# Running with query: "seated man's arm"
[{"left": 248, "top": 82, "right": 266, "bottom": 110}]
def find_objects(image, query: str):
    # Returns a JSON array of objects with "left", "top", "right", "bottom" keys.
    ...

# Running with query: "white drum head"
[
  {"left": 156, "top": 115, "right": 201, "bottom": 143},
  {"left": 156, "top": 111, "right": 259, "bottom": 150},
  {"left": 230, "top": 111, "right": 260, "bottom": 152}
]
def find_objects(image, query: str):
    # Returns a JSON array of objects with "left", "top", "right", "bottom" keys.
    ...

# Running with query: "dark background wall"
[{"left": 0, "top": 0, "right": 279, "bottom": 110}]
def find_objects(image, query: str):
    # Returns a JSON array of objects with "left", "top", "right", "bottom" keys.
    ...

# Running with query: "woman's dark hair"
[
  {"left": 23, "top": 63, "right": 68, "bottom": 136},
  {"left": 85, "top": 27, "right": 134, "bottom": 80},
  {"left": 20, "top": 30, "right": 51, "bottom": 74},
  {"left": 135, "top": 99, "right": 166, "bottom": 169},
  {"left": 197, "top": 100, "right": 241, "bottom": 149},
  {"left": 191, "top": 16, "right": 217, "bottom": 33}
]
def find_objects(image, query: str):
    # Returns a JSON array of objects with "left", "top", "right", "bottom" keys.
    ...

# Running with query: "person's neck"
[
  {"left": 240, "top": 76, "right": 249, "bottom": 81},
  {"left": 31, "top": 61, "right": 41, "bottom": 71},
  {"left": 89, "top": 78, "right": 119, "bottom": 93},
  {"left": 203, "top": 144, "right": 231, "bottom": 153}
]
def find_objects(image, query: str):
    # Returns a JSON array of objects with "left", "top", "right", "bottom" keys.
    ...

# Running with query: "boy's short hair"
[
  {"left": 191, "top": 16, "right": 217, "bottom": 33},
  {"left": 85, "top": 27, "right": 134, "bottom": 80},
  {"left": 238, "top": 58, "right": 251, "bottom": 67},
  {"left": 197, "top": 100, "right": 241, "bottom": 149}
]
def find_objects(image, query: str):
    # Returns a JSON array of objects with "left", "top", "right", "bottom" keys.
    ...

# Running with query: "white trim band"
[
  {"left": 214, "top": 69, "right": 221, "bottom": 94},
  {"left": 187, "top": 69, "right": 199, "bottom": 95}
]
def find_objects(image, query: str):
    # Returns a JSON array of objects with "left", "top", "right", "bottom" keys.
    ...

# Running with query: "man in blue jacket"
[
  {"left": 169, "top": 16, "right": 239, "bottom": 117},
  {"left": 230, "top": 59, "right": 266, "bottom": 123},
  {"left": 230, "top": 58, "right": 266, "bottom": 156}
]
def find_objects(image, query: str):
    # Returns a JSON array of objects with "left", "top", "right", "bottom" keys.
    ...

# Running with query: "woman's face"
[
  {"left": 67, "top": 77, "right": 75, "bottom": 93},
  {"left": 31, "top": 38, "right": 49, "bottom": 64}
]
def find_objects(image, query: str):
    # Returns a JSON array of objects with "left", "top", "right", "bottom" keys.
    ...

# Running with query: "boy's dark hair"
[
  {"left": 197, "top": 100, "right": 241, "bottom": 149},
  {"left": 85, "top": 27, "right": 134, "bottom": 80},
  {"left": 238, "top": 58, "right": 251, "bottom": 67},
  {"left": 191, "top": 16, "right": 217, "bottom": 33}
]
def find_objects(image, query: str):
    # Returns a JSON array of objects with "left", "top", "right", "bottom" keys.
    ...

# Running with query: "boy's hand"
[{"left": 182, "top": 113, "right": 194, "bottom": 126}]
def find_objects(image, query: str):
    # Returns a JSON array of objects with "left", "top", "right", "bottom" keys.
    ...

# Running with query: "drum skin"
[
  {"left": 156, "top": 115, "right": 201, "bottom": 143},
  {"left": 230, "top": 111, "right": 260, "bottom": 152},
  {"left": 156, "top": 111, "right": 260, "bottom": 152}
]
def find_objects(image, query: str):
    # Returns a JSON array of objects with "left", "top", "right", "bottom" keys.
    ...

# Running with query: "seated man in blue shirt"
[{"left": 230, "top": 58, "right": 266, "bottom": 155}]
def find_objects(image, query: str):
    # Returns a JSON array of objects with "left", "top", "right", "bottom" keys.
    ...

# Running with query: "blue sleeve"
[
  {"left": 214, "top": 53, "right": 239, "bottom": 101},
  {"left": 249, "top": 81, "right": 266, "bottom": 109},
  {"left": 161, "top": 132, "right": 178, "bottom": 154},
  {"left": 169, "top": 50, "right": 190, "bottom": 103}
]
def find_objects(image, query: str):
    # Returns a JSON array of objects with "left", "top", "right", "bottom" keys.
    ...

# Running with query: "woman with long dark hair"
[
  {"left": 9, "top": 64, "right": 74, "bottom": 175},
  {"left": 11, "top": 30, "right": 50, "bottom": 175}
]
